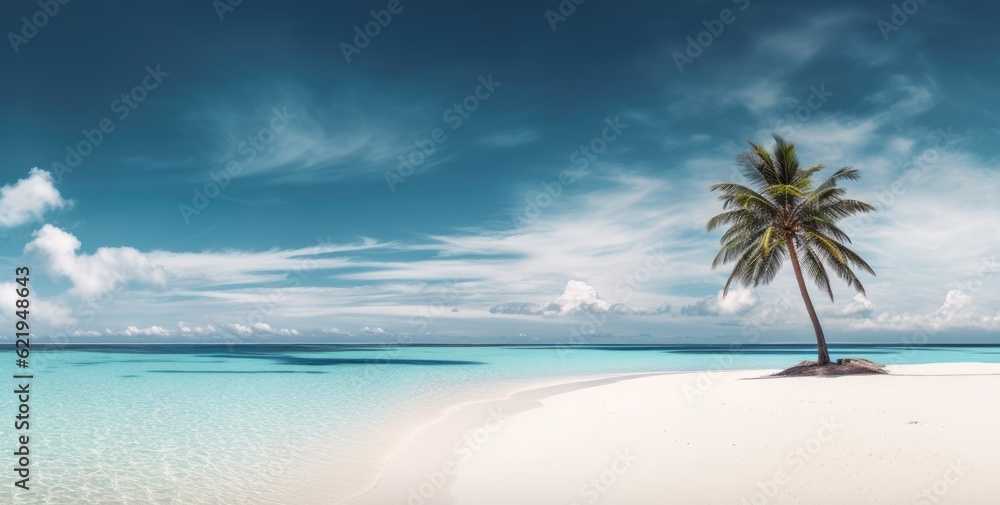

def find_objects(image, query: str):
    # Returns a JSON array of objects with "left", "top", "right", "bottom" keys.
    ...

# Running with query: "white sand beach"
[{"left": 352, "top": 363, "right": 1000, "bottom": 504}]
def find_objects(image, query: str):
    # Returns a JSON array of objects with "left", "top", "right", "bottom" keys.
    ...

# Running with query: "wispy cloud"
[
  {"left": 754, "top": 11, "right": 862, "bottom": 66},
  {"left": 187, "top": 82, "right": 447, "bottom": 183},
  {"left": 478, "top": 129, "right": 540, "bottom": 148}
]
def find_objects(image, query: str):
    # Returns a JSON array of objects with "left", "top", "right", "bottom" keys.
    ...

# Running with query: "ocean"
[{"left": 6, "top": 343, "right": 1000, "bottom": 504}]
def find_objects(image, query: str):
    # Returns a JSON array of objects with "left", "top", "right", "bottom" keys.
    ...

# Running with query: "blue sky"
[{"left": 1, "top": 0, "right": 999, "bottom": 344}]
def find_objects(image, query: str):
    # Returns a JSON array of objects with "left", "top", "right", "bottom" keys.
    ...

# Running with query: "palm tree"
[{"left": 707, "top": 134, "right": 876, "bottom": 365}]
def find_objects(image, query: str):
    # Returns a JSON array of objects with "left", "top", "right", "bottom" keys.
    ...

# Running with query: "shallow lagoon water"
[{"left": 6, "top": 344, "right": 1000, "bottom": 504}]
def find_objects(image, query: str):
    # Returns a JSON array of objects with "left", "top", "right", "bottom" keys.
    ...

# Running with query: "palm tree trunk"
[{"left": 785, "top": 236, "right": 831, "bottom": 365}]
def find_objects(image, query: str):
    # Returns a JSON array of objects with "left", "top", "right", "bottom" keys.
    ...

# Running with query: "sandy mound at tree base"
[{"left": 771, "top": 358, "right": 888, "bottom": 377}]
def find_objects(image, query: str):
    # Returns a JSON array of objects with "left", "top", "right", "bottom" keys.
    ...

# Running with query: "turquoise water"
[{"left": 5, "top": 344, "right": 1000, "bottom": 504}]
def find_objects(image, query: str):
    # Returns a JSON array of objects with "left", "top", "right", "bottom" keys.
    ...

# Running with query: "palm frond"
[
  {"left": 813, "top": 167, "right": 860, "bottom": 193},
  {"left": 708, "top": 134, "right": 876, "bottom": 299},
  {"left": 708, "top": 183, "right": 778, "bottom": 212},
  {"left": 798, "top": 243, "right": 834, "bottom": 301}
]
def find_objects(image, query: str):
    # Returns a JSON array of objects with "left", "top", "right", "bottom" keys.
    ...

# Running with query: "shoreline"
[
  {"left": 349, "top": 362, "right": 1000, "bottom": 504},
  {"left": 344, "top": 371, "right": 672, "bottom": 504}
]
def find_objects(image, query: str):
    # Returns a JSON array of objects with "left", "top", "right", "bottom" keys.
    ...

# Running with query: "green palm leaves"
[{"left": 707, "top": 134, "right": 876, "bottom": 301}]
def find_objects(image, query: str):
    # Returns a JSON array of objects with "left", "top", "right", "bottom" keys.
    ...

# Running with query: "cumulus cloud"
[
  {"left": 937, "top": 290, "right": 972, "bottom": 318},
  {"left": 226, "top": 322, "right": 299, "bottom": 337},
  {"left": 75, "top": 322, "right": 300, "bottom": 338},
  {"left": 178, "top": 322, "right": 217, "bottom": 335},
  {"left": 853, "top": 290, "right": 1000, "bottom": 330},
  {"left": 24, "top": 224, "right": 170, "bottom": 297},
  {"left": 0, "top": 168, "right": 70, "bottom": 228},
  {"left": 549, "top": 280, "right": 612, "bottom": 314},
  {"left": 490, "top": 280, "right": 669, "bottom": 316},
  {"left": 0, "top": 282, "right": 75, "bottom": 327},
  {"left": 74, "top": 326, "right": 174, "bottom": 337},
  {"left": 121, "top": 325, "right": 171, "bottom": 337},
  {"left": 680, "top": 289, "right": 759, "bottom": 316},
  {"left": 838, "top": 294, "right": 875, "bottom": 318}
]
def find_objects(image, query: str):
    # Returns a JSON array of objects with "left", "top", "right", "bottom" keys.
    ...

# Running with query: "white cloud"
[
  {"left": 226, "top": 322, "right": 299, "bottom": 337},
  {"left": 24, "top": 225, "right": 169, "bottom": 297},
  {"left": 178, "top": 322, "right": 217, "bottom": 335},
  {"left": 882, "top": 75, "right": 935, "bottom": 117},
  {"left": 680, "top": 289, "right": 759, "bottom": 316},
  {"left": 748, "top": 74, "right": 936, "bottom": 165},
  {"left": 193, "top": 83, "right": 448, "bottom": 182},
  {"left": 121, "top": 325, "right": 172, "bottom": 337},
  {"left": 0, "top": 168, "right": 69, "bottom": 228},
  {"left": 550, "top": 280, "right": 612, "bottom": 314},
  {"left": 732, "top": 79, "right": 785, "bottom": 113},
  {"left": 937, "top": 290, "right": 973, "bottom": 319},
  {"left": 839, "top": 294, "right": 875, "bottom": 318},
  {"left": 852, "top": 290, "right": 1000, "bottom": 331},
  {"left": 754, "top": 12, "right": 860, "bottom": 66},
  {"left": 7, "top": 174, "right": 708, "bottom": 339},
  {"left": 887, "top": 136, "right": 915, "bottom": 154},
  {"left": 0, "top": 282, "right": 75, "bottom": 327},
  {"left": 147, "top": 237, "right": 388, "bottom": 288},
  {"left": 74, "top": 322, "right": 301, "bottom": 338},
  {"left": 491, "top": 280, "right": 669, "bottom": 316},
  {"left": 844, "top": 151, "right": 1000, "bottom": 315},
  {"left": 12, "top": 142, "right": 998, "bottom": 343}
]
